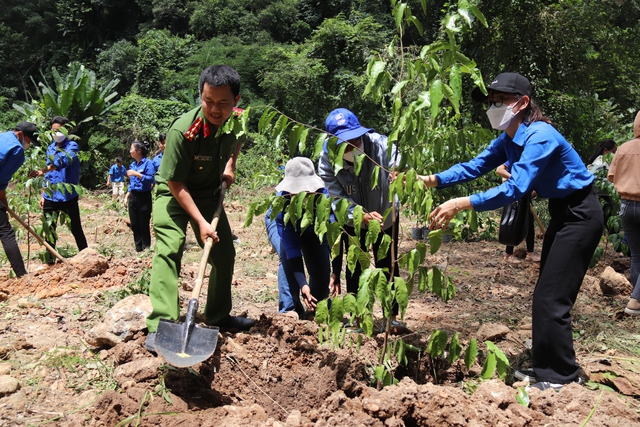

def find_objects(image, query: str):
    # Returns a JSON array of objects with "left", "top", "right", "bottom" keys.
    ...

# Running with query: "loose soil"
[{"left": 0, "top": 189, "right": 639, "bottom": 426}]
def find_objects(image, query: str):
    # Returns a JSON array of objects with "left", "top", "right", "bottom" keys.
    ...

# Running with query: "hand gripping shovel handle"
[
  {"left": 178, "top": 181, "right": 228, "bottom": 356},
  {"left": 5, "top": 206, "right": 66, "bottom": 263},
  {"left": 190, "top": 180, "right": 228, "bottom": 299}
]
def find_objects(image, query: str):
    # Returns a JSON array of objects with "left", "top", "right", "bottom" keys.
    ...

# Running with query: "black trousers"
[
  {"left": 532, "top": 184, "right": 603, "bottom": 383},
  {"left": 43, "top": 197, "right": 88, "bottom": 262},
  {"left": 333, "top": 216, "right": 400, "bottom": 316},
  {"left": 0, "top": 204, "right": 26, "bottom": 276},
  {"left": 128, "top": 191, "right": 152, "bottom": 252}
]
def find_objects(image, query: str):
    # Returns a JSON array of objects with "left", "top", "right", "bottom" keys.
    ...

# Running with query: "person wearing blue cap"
[
  {"left": 420, "top": 72, "right": 604, "bottom": 391},
  {"left": 319, "top": 108, "right": 405, "bottom": 332},
  {"left": 0, "top": 122, "right": 38, "bottom": 277}
]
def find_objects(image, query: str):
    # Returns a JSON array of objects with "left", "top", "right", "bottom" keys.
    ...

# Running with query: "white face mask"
[
  {"left": 486, "top": 104, "right": 517, "bottom": 130},
  {"left": 343, "top": 147, "right": 364, "bottom": 164},
  {"left": 54, "top": 132, "right": 66, "bottom": 143}
]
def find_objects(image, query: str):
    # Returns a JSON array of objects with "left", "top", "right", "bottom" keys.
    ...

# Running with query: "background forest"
[{"left": 1, "top": 0, "right": 640, "bottom": 189}]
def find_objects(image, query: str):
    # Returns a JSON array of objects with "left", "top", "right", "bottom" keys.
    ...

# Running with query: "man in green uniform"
[{"left": 146, "top": 65, "right": 255, "bottom": 353}]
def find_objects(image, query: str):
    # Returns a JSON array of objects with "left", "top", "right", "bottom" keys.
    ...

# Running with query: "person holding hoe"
[
  {"left": 419, "top": 72, "right": 603, "bottom": 391},
  {"left": 145, "top": 65, "right": 254, "bottom": 353},
  {"left": 0, "top": 122, "right": 38, "bottom": 277}
]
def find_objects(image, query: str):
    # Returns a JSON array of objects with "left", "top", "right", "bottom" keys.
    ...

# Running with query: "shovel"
[
  {"left": 154, "top": 182, "right": 228, "bottom": 367},
  {"left": 5, "top": 206, "right": 65, "bottom": 263}
]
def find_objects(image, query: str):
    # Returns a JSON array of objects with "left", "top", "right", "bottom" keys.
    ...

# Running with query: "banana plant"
[{"left": 13, "top": 62, "right": 121, "bottom": 150}]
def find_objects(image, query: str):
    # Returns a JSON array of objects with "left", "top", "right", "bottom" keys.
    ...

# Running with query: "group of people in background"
[{"left": 106, "top": 134, "right": 166, "bottom": 252}]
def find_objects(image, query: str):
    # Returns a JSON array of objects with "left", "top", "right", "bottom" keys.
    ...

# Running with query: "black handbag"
[{"left": 498, "top": 193, "right": 531, "bottom": 246}]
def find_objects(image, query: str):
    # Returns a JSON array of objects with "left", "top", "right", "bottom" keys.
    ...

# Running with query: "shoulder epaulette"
[{"left": 184, "top": 117, "right": 212, "bottom": 141}]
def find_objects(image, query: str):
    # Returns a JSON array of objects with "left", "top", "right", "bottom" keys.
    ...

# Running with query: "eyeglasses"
[{"left": 484, "top": 95, "right": 521, "bottom": 109}]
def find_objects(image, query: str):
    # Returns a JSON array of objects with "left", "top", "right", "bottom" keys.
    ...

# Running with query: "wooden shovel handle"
[
  {"left": 191, "top": 181, "right": 228, "bottom": 299},
  {"left": 5, "top": 206, "right": 66, "bottom": 262}
]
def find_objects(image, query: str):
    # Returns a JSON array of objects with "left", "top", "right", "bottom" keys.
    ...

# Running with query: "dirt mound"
[{"left": 1, "top": 192, "right": 640, "bottom": 426}]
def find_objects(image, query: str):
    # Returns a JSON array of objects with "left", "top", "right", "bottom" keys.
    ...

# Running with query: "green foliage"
[
  {"left": 114, "top": 268, "right": 151, "bottom": 302},
  {"left": 462, "top": 0, "right": 639, "bottom": 153},
  {"left": 133, "top": 30, "right": 197, "bottom": 99},
  {"left": 97, "top": 40, "right": 140, "bottom": 96},
  {"left": 13, "top": 62, "right": 121, "bottom": 150}
]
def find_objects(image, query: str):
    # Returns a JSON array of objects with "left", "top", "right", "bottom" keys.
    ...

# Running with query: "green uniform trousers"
[{"left": 146, "top": 192, "right": 235, "bottom": 332}]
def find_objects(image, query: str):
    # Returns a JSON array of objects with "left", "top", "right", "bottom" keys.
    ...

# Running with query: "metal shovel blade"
[{"left": 155, "top": 316, "right": 219, "bottom": 368}]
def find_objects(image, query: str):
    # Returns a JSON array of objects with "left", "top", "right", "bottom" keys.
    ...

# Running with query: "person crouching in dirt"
[
  {"left": 419, "top": 72, "right": 603, "bottom": 391},
  {"left": 0, "top": 122, "right": 38, "bottom": 277},
  {"left": 145, "top": 65, "right": 255, "bottom": 353},
  {"left": 273, "top": 157, "right": 331, "bottom": 319},
  {"left": 123, "top": 140, "right": 155, "bottom": 252}
]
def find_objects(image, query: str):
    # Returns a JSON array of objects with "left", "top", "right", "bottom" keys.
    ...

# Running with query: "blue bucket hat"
[{"left": 325, "top": 108, "right": 373, "bottom": 144}]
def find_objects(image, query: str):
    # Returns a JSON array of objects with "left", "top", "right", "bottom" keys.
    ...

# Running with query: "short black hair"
[
  {"left": 116, "top": 157, "right": 123, "bottom": 163},
  {"left": 199, "top": 65, "right": 240, "bottom": 97},
  {"left": 51, "top": 116, "right": 69, "bottom": 127},
  {"left": 159, "top": 133, "right": 166, "bottom": 142}
]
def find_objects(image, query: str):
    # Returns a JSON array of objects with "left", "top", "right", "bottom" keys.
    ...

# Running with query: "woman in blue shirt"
[
  {"left": 274, "top": 157, "right": 331, "bottom": 319},
  {"left": 124, "top": 140, "right": 155, "bottom": 251},
  {"left": 420, "top": 73, "right": 604, "bottom": 391}
]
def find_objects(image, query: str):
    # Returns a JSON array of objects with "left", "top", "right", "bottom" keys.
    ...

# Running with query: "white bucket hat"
[{"left": 275, "top": 157, "right": 325, "bottom": 194}]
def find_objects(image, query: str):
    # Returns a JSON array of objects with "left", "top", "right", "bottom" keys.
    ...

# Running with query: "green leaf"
[
  {"left": 516, "top": 387, "right": 530, "bottom": 407},
  {"left": 464, "top": 338, "right": 478, "bottom": 371},
  {"left": 428, "top": 229, "right": 443, "bottom": 254},
  {"left": 429, "top": 79, "right": 444, "bottom": 121},
  {"left": 300, "top": 194, "right": 314, "bottom": 234},
  {"left": 313, "top": 133, "right": 328, "bottom": 160},
  {"left": 342, "top": 293, "right": 357, "bottom": 314},
  {"left": 406, "top": 248, "right": 421, "bottom": 276},
  {"left": 470, "top": 5, "right": 488, "bottom": 27},
  {"left": 314, "top": 196, "right": 330, "bottom": 242},
  {"left": 353, "top": 205, "right": 364, "bottom": 236},
  {"left": 288, "top": 124, "right": 303, "bottom": 156},
  {"left": 481, "top": 351, "right": 497, "bottom": 379},
  {"left": 376, "top": 234, "right": 391, "bottom": 261},
  {"left": 394, "top": 277, "right": 409, "bottom": 319},
  {"left": 365, "top": 218, "right": 381, "bottom": 249},
  {"left": 447, "top": 333, "right": 462, "bottom": 364},
  {"left": 329, "top": 297, "right": 344, "bottom": 336},
  {"left": 395, "top": 339, "right": 408, "bottom": 366},
  {"left": 315, "top": 299, "right": 329, "bottom": 325},
  {"left": 333, "top": 198, "right": 350, "bottom": 227},
  {"left": 427, "top": 330, "right": 448, "bottom": 358},
  {"left": 370, "top": 166, "right": 380, "bottom": 191},
  {"left": 258, "top": 109, "right": 278, "bottom": 134},
  {"left": 243, "top": 202, "right": 256, "bottom": 227},
  {"left": 361, "top": 313, "right": 374, "bottom": 336},
  {"left": 393, "top": 2, "right": 407, "bottom": 30},
  {"left": 486, "top": 341, "right": 510, "bottom": 380}
]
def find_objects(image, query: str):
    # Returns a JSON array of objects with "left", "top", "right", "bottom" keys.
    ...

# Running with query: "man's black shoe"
[{"left": 212, "top": 315, "right": 255, "bottom": 331}]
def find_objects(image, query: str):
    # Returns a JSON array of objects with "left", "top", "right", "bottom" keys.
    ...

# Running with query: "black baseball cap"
[
  {"left": 472, "top": 72, "right": 532, "bottom": 102},
  {"left": 14, "top": 122, "right": 39, "bottom": 142}
]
